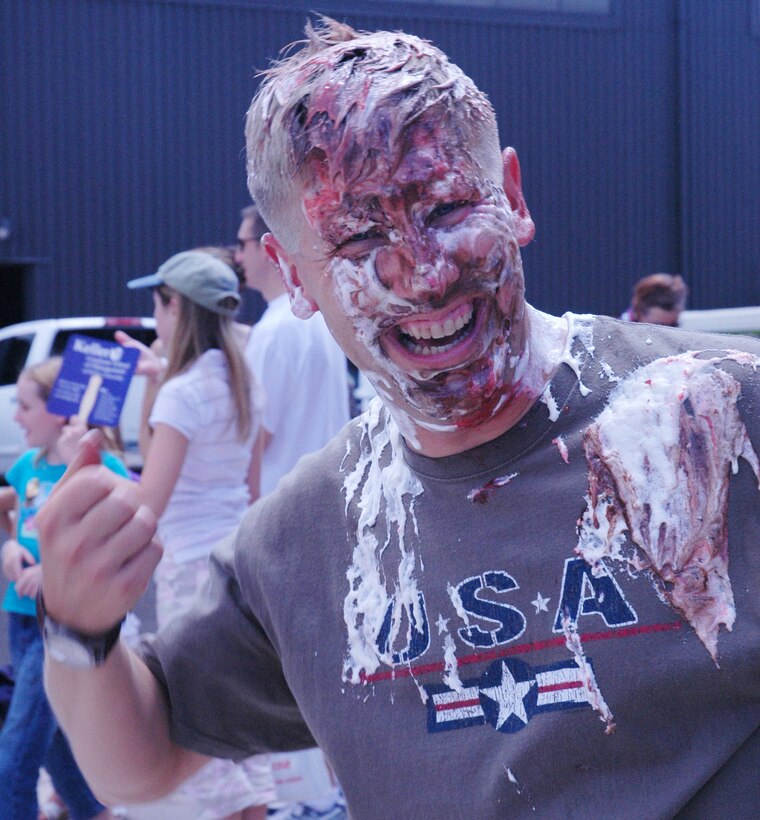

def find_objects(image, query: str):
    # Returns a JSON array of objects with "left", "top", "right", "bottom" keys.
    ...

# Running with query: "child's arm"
[
  {"left": 1, "top": 495, "right": 41, "bottom": 600},
  {"left": 14, "top": 561, "right": 41, "bottom": 599},
  {"left": 0, "top": 485, "right": 16, "bottom": 513},
  {"left": 1, "top": 489, "right": 28, "bottom": 582},
  {"left": 1, "top": 537, "right": 35, "bottom": 583},
  {"left": 0, "top": 485, "right": 16, "bottom": 535}
]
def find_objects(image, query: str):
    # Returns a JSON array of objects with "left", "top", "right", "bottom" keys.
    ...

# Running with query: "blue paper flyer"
[{"left": 47, "top": 334, "right": 140, "bottom": 427}]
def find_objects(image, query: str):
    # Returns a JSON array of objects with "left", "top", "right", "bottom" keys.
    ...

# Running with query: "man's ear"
[
  {"left": 502, "top": 147, "right": 535, "bottom": 247},
  {"left": 261, "top": 233, "right": 318, "bottom": 320}
]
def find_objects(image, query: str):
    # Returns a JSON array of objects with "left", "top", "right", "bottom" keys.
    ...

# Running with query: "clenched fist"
[{"left": 37, "top": 430, "right": 163, "bottom": 634}]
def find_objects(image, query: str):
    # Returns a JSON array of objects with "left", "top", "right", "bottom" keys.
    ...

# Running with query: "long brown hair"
[{"left": 159, "top": 286, "right": 252, "bottom": 440}]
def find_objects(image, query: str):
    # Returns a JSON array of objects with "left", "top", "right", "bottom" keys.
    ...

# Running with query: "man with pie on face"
[{"left": 36, "top": 19, "right": 760, "bottom": 818}]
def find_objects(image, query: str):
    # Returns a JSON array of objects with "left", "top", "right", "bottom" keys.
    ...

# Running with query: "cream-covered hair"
[{"left": 245, "top": 17, "right": 503, "bottom": 251}]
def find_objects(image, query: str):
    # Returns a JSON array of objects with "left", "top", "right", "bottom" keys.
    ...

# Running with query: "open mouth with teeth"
[{"left": 382, "top": 298, "right": 487, "bottom": 369}]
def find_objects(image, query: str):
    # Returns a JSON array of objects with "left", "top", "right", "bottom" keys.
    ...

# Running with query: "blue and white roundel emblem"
[{"left": 478, "top": 658, "right": 538, "bottom": 733}]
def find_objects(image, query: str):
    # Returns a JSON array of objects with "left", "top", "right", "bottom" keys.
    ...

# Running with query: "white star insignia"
[
  {"left": 531, "top": 592, "right": 550, "bottom": 613},
  {"left": 480, "top": 661, "right": 534, "bottom": 728},
  {"left": 435, "top": 614, "right": 450, "bottom": 635}
]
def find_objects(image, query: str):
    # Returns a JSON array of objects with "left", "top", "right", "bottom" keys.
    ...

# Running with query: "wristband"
[{"left": 36, "top": 591, "right": 123, "bottom": 669}]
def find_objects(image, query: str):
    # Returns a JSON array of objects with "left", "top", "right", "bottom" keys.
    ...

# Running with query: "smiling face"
[
  {"left": 277, "top": 119, "right": 533, "bottom": 443},
  {"left": 14, "top": 374, "right": 65, "bottom": 450},
  {"left": 248, "top": 22, "right": 546, "bottom": 452}
]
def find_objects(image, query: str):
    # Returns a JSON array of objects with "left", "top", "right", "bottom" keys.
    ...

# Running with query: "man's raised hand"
[{"left": 37, "top": 430, "right": 162, "bottom": 634}]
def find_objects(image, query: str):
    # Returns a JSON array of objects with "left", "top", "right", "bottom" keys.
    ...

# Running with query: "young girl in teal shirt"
[{"left": 0, "top": 358, "right": 125, "bottom": 819}]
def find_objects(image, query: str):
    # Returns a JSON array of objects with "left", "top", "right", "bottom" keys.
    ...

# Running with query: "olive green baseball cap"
[{"left": 127, "top": 251, "right": 240, "bottom": 317}]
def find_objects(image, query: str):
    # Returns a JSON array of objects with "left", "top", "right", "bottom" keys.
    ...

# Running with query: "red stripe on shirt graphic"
[{"left": 417, "top": 622, "right": 682, "bottom": 734}]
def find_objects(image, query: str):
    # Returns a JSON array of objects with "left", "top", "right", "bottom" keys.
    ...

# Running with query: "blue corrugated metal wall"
[
  {"left": 0, "top": 0, "right": 757, "bottom": 321},
  {"left": 678, "top": 0, "right": 760, "bottom": 307}
]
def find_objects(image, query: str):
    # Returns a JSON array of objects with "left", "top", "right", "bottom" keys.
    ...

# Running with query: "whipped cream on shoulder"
[{"left": 577, "top": 350, "right": 760, "bottom": 662}]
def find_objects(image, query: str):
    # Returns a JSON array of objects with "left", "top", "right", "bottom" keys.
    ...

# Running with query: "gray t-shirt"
[{"left": 142, "top": 315, "right": 760, "bottom": 818}]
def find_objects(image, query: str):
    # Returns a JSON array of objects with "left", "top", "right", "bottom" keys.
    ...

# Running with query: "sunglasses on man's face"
[{"left": 237, "top": 236, "right": 258, "bottom": 251}]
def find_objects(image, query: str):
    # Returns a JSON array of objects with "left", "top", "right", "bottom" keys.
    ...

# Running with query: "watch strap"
[{"left": 37, "top": 591, "right": 123, "bottom": 668}]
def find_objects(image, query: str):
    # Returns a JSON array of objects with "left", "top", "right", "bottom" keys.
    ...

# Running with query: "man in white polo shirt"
[
  {"left": 235, "top": 204, "right": 350, "bottom": 813},
  {"left": 235, "top": 204, "right": 350, "bottom": 497}
]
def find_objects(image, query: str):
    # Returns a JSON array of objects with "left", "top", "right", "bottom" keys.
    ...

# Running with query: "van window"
[
  {"left": 51, "top": 327, "right": 156, "bottom": 357},
  {"left": 0, "top": 335, "right": 33, "bottom": 386}
]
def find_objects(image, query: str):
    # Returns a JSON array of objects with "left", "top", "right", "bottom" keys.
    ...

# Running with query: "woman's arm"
[
  {"left": 115, "top": 332, "right": 166, "bottom": 461},
  {"left": 138, "top": 422, "right": 189, "bottom": 521},
  {"left": 246, "top": 429, "right": 265, "bottom": 503}
]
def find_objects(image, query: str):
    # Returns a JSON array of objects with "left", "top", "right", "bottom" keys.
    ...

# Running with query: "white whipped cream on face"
[
  {"left": 325, "top": 179, "right": 524, "bottom": 435},
  {"left": 577, "top": 350, "right": 760, "bottom": 662},
  {"left": 279, "top": 257, "right": 318, "bottom": 319},
  {"left": 341, "top": 399, "right": 425, "bottom": 684}
]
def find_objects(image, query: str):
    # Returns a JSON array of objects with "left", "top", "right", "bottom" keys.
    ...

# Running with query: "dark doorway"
[{"left": 0, "top": 262, "right": 31, "bottom": 329}]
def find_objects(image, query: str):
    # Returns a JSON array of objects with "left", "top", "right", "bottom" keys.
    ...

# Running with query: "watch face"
[{"left": 44, "top": 627, "right": 97, "bottom": 669}]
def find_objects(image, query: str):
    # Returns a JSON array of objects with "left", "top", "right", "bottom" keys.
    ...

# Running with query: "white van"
[
  {"left": 0, "top": 317, "right": 156, "bottom": 476},
  {"left": 679, "top": 305, "right": 760, "bottom": 336}
]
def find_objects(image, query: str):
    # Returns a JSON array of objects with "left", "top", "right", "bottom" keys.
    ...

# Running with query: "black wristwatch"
[{"left": 36, "top": 591, "right": 123, "bottom": 669}]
